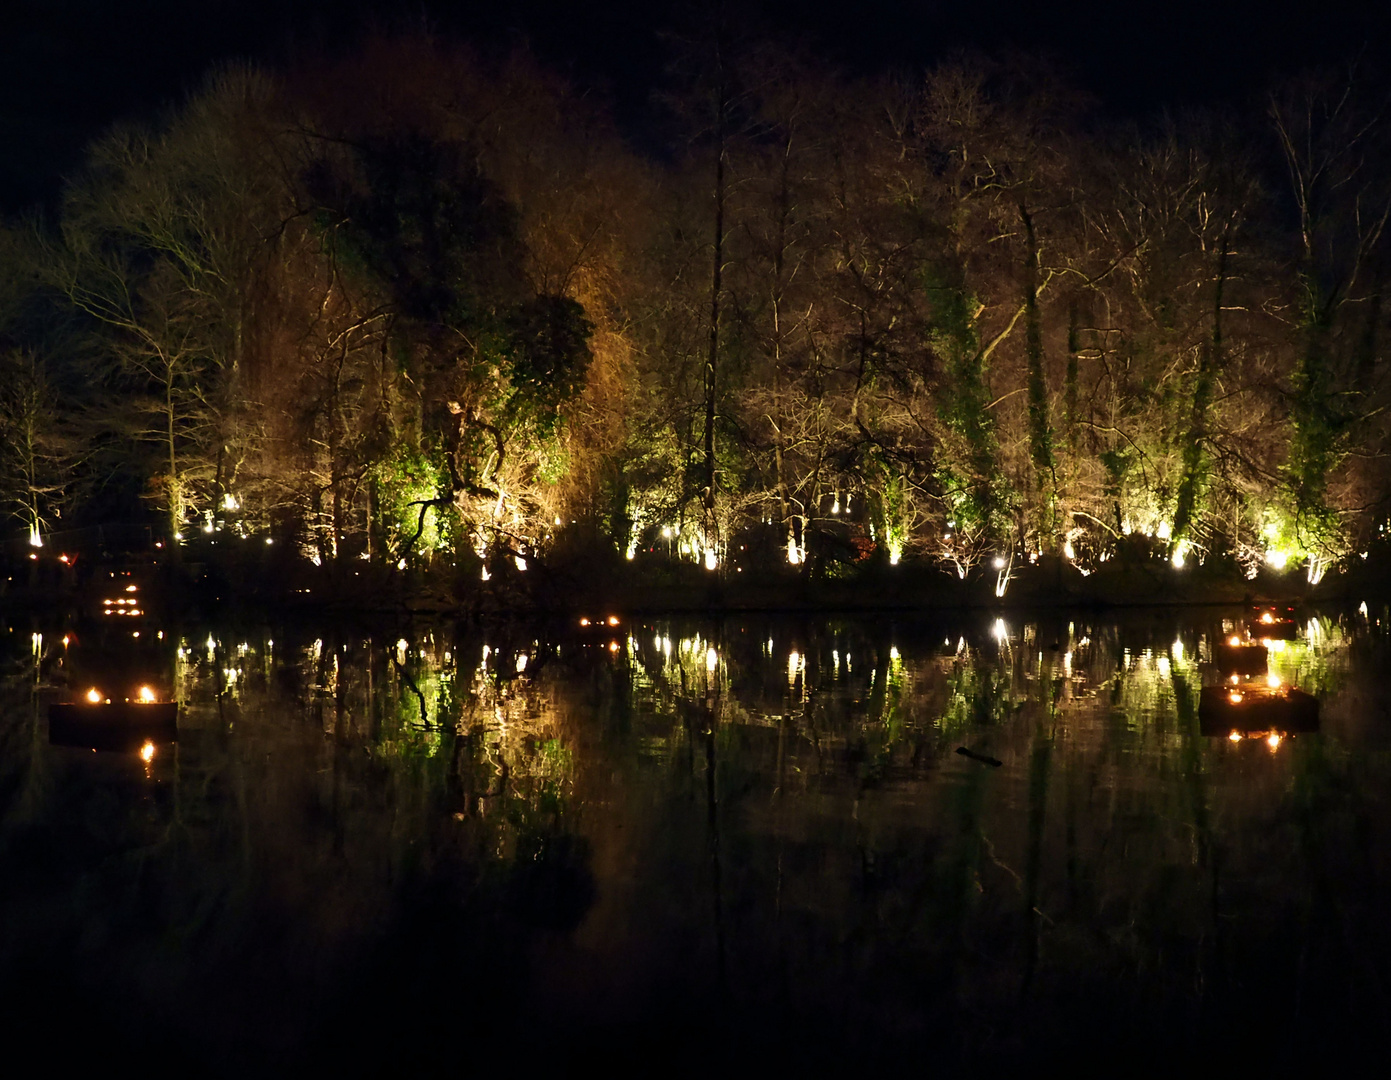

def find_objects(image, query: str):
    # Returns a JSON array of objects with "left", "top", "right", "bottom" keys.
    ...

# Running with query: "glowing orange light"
[
  {"left": 1267, "top": 732, "right": 1282, "bottom": 751},
  {"left": 1261, "top": 612, "right": 1275, "bottom": 624},
  {"left": 1229, "top": 674, "right": 1240, "bottom": 684},
  {"left": 608, "top": 641, "right": 619, "bottom": 652},
  {"left": 1229, "top": 730, "right": 1242, "bottom": 742},
  {"left": 607, "top": 616, "right": 619, "bottom": 626},
  {"left": 1229, "top": 635, "right": 1242, "bottom": 647},
  {"left": 85, "top": 688, "right": 103, "bottom": 704},
  {"left": 136, "top": 686, "right": 156, "bottom": 703},
  {"left": 59, "top": 555, "right": 69, "bottom": 564},
  {"left": 579, "top": 618, "right": 590, "bottom": 627},
  {"left": 1266, "top": 674, "right": 1282, "bottom": 689},
  {"left": 1228, "top": 691, "right": 1243, "bottom": 704},
  {"left": 139, "top": 741, "right": 156, "bottom": 763}
]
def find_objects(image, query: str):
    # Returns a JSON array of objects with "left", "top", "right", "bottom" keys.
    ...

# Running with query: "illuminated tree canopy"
[{"left": 1, "top": 33, "right": 1389, "bottom": 597}]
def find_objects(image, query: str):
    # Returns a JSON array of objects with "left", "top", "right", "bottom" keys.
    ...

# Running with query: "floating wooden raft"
[
  {"left": 48, "top": 702, "right": 179, "bottom": 752},
  {"left": 1197, "top": 684, "right": 1319, "bottom": 736}
]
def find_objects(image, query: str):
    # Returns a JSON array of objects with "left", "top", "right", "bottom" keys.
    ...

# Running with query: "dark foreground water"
[{"left": 3, "top": 604, "right": 1391, "bottom": 1073}]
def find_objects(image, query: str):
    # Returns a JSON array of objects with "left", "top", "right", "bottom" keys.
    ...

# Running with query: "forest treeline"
[{"left": 1, "top": 32, "right": 1389, "bottom": 592}]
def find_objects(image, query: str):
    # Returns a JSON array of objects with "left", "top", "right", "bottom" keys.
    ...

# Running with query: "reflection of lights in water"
[
  {"left": 1229, "top": 730, "right": 1242, "bottom": 743},
  {"left": 515, "top": 654, "right": 528, "bottom": 673},
  {"left": 1228, "top": 691, "right": 1243, "bottom": 704},
  {"left": 1172, "top": 639, "right": 1184, "bottom": 662},
  {"left": 86, "top": 688, "right": 103, "bottom": 704},
  {"left": 706, "top": 648, "right": 718, "bottom": 672},
  {"left": 1267, "top": 639, "right": 1286, "bottom": 653},
  {"left": 1157, "top": 655, "right": 1170, "bottom": 678},
  {"left": 787, "top": 650, "right": 800, "bottom": 684},
  {"left": 992, "top": 619, "right": 1007, "bottom": 642},
  {"left": 1360, "top": 601, "right": 1370, "bottom": 618},
  {"left": 1064, "top": 651, "right": 1072, "bottom": 676},
  {"left": 1267, "top": 732, "right": 1282, "bottom": 751},
  {"left": 890, "top": 645, "right": 900, "bottom": 662},
  {"left": 140, "top": 741, "right": 155, "bottom": 763},
  {"left": 1170, "top": 540, "right": 1186, "bottom": 568}
]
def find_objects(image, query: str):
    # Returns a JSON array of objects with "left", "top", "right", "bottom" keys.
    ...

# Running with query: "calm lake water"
[{"left": 3, "top": 604, "right": 1391, "bottom": 1072}]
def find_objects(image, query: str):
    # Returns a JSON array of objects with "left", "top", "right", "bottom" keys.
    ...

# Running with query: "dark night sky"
[{"left": 3, "top": 0, "right": 1388, "bottom": 214}]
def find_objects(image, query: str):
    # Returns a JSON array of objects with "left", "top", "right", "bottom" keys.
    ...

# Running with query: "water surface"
[{"left": 3, "top": 606, "right": 1390, "bottom": 1072}]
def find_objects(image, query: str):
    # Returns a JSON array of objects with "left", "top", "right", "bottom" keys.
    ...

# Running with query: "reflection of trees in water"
[{"left": 1, "top": 611, "right": 1388, "bottom": 1067}]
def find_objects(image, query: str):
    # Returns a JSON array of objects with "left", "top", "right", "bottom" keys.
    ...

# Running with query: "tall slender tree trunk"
[
  {"left": 1020, "top": 205, "right": 1055, "bottom": 544},
  {"left": 1172, "top": 225, "right": 1231, "bottom": 549}
]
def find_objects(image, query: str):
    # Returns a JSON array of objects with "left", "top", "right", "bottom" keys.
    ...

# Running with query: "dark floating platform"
[
  {"left": 1247, "top": 607, "right": 1302, "bottom": 641},
  {"left": 1198, "top": 683, "right": 1319, "bottom": 738},
  {"left": 48, "top": 702, "right": 179, "bottom": 752},
  {"left": 1215, "top": 642, "right": 1269, "bottom": 675}
]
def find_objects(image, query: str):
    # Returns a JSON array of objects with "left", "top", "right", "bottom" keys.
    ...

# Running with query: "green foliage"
[{"left": 375, "top": 442, "right": 458, "bottom": 557}]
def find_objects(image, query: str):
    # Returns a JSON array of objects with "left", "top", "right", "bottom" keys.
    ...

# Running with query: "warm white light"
[
  {"left": 139, "top": 741, "right": 156, "bottom": 763},
  {"left": 607, "top": 616, "right": 619, "bottom": 626},
  {"left": 1267, "top": 732, "right": 1282, "bottom": 751},
  {"left": 516, "top": 654, "right": 528, "bottom": 673},
  {"left": 992, "top": 618, "right": 1007, "bottom": 642},
  {"left": 85, "top": 687, "right": 103, "bottom": 704},
  {"left": 1157, "top": 520, "right": 1172, "bottom": 540},
  {"left": 28, "top": 524, "right": 42, "bottom": 547},
  {"left": 704, "top": 549, "right": 717, "bottom": 571},
  {"left": 1228, "top": 691, "right": 1243, "bottom": 704},
  {"left": 1266, "top": 673, "right": 1282, "bottom": 689},
  {"left": 1229, "top": 730, "right": 1242, "bottom": 743},
  {"left": 579, "top": 617, "right": 590, "bottom": 627},
  {"left": 1229, "top": 635, "right": 1242, "bottom": 647},
  {"left": 992, "top": 556, "right": 1006, "bottom": 570},
  {"left": 706, "top": 647, "right": 718, "bottom": 672},
  {"left": 1266, "top": 549, "right": 1288, "bottom": 570},
  {"left": 136, "top": 686, "right": 156, "bottom": 703}
]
